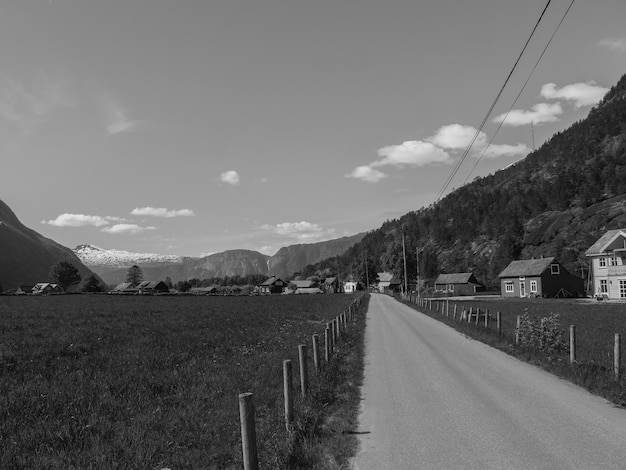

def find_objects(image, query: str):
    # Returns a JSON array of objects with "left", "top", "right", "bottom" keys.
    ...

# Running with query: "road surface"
[{"left": 353, "top": 294, "right": 626, "bottom": 469}]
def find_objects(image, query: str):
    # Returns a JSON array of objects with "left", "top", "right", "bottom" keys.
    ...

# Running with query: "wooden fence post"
[
  {"left": 312, "top": 334, "right": 320, "bottom": 374},
  {"left": 484, "top": 309, "right": 489, "bottom": 328},
  {"left": 496, "top": 311, "right": 501, "bottom": 336},
  {"left": 453, "top": 304, "right": 457, "bottom": 320},
  {"left": 468, "top": 307, "right": 473, "bottom": 324},
  {"left": 446, "top": 300, "right": 450, "bottom": 317},
  {"left": 475, "top": 307, "right": 480, "bottom": 326},
  {"left": 515, "top": 315, "right": 521, "bottom": 345},
  {"left": 239, "top": 393, "right": 259, "bottom": 470},
  {"left": 615, "top": 333, "right": 621, "bottom": 381},
  {"left": 569, "top": 325, "right": 576, "bottom": 364},
  {"left": 299, "top": 344, "right": 309, "bottom": 398},
  {"left": 324, "top": 327, "right": 330, "bottom": 363},
  {"left": 283, "top": 360, "right": 293, "bottom": 431}
]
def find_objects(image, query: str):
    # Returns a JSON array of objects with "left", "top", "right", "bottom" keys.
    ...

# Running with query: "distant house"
[
  {"left": 585, "top": 228, "right": 626, "bottom": 299},
  {"left": 137, "top": 281, "right": 170, "bottom": 295},
  {"left": 434, "top": 273, "right": 485, "bottom": 296},
  {"left": 111, "top": 282, "right": 139, "bottom": 294},
  {"left": 290, "top": 280, "right": 320, "bottom": 290},
  {"left": 258, "top": 276, "right": 287, "bottom": 294},
  {"left": 377, "top": 272, "right": 401, "bottom": 293},
  {"left": 190, "top": 286, "right": 219, "bottom": 295},
  {"left": 31, "top": 283, "right": 61, "bottom": 295},
  {"left": 498, "top": 257, "right": 584, "bottom": 298},
  {"left": 323, "top": 277, "right": 340, "bottom": 293},
  {"left": 14, "top": 284, "right": 33, "bottom": 295},
  {"left": 343, "top": 281, "right": 362, "bottom": 293}
]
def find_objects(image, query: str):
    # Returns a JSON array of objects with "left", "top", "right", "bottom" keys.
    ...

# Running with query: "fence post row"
[
  {"left": 615, "top": 333, "right": 621, "bottom": 381},
  {"left": 312, "top": 334, "right": 320, "bottom": 374},
  {"left": 298, "top": 344, "right": 309, "bottom": 398},
  {"left": 283, "top": 360, "right": 293, "bottom": 431},
  {"left": 569, "top": 325, "right": 576, "bottom": 364}
]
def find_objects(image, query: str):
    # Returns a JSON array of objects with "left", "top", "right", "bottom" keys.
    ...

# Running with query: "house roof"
[
  {"left": 324, "top": 277, "right": 337, "bottom": 285},
  {"left": 498, "top": 257, "right": 557, "bottom": 278},
  {"left": 377, "top": 272, "right": 394, "bottom": 282},
  {"left": 260, "top": 276, "right": 285, "bottom": 286},
  {"left": 113, "top": 282, "right": 136, "bottom": 291},
  {"left": 434, "top": 273, "right": 479, "bottom": 285},
  {"left": 585, "top": 229, "right": 626, "bottom": 256},
  {"left": 291, "top": 280, "right": 317, "bottom": 288}
]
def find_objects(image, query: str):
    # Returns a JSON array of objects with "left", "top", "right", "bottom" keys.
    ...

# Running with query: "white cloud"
[
  {"left": 131, "top": 207, "right": 195, "bottom": 218},
  {"left": 598, "top": 37, "right": 626, "bottom": 52},
  {"left": 43, "top": 213, "right": 120, "bottom": 227},
  {"left": 220, "top": 170, "right": 240, "bottom": 185},
  {"left": 375, "top": 140, "right": 453, "bottom": 167},
  {"left": 493, "top": 102, "right": 563, "bottom": 127},
  {"left": 428, "top": 124, "right": 480, "bottom": 150},
  {"left": 100, "top": 94, "right": 141, "bottom": 135},
  {"left": 102, "top": 224, "right": 157, "bottom": 235},
  {"left": 540, "top": 81, "right": 609, "bottom": 108},
  {"left": 345, "top": 165, "right": 388, "bottom": 183},
  {"left": 260, "top": 221, "right": 336, "bottom": 243}
]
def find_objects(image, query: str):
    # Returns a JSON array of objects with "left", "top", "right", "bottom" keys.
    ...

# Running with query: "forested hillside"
[{"left": 304, "top": 73, "right": 626, "bottom": 290}]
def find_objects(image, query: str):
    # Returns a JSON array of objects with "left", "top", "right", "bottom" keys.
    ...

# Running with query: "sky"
[{"left": 1, "top": 0, "right": 625, "bottom": 257}]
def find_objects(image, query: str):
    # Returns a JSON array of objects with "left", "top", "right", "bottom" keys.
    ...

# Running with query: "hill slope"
[
  {"left": 304, "top": 73, "right": 626, "bottom": 289},
  {"left": 0, "top": 200, "right": 99, "bottom": 290}
]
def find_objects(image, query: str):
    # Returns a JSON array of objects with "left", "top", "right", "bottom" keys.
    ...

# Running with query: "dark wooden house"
[{"left": 498, "top": 257, "right": 584, "bottom": 298}]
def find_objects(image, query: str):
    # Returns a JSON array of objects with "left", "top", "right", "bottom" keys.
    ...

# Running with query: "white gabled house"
[{"left": 586, "top": 228, "right": 626, "bottom": 299}]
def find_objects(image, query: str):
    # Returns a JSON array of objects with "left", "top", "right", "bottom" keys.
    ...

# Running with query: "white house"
[{"left": 586, "top": 228, "right": 626, "bottom": 299}]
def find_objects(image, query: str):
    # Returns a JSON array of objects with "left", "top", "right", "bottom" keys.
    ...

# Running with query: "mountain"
[
  {"left": 76, "top": 233, "right": 366, "bottom": 285},
  {"left": 303, "top": 73, "right": 626, "bottom": 289},
  {"left": 0, "top": 200, "right": 100, "bottom": 291}
]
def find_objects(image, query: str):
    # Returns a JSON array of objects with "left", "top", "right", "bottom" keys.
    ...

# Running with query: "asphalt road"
[{"left": 353, "top": 294, "right": 626, "bottom": 470}]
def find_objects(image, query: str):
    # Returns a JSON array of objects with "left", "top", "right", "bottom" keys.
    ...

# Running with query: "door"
[{"left": 520, "top": 281, "right": 526, "bottom": 297}]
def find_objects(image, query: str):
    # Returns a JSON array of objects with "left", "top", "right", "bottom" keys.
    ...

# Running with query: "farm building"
[
  {"left": 13, "top": 284, "right": 33, "bottom": 295},
  {"left": 31, "top": 283, "right": 61, "bottom": 295},
  {"left": 586, "top": 228, "right": 626, "bottom": 299},
  {"left": 433, "top": 273, "right": 485, "bottom": 296},
  {"left": 498, "top": 257, "right": 584, "bottom": 298},
  {"left": 189, "top": 286, "right": 219, "bottom": 295},
  {"left": 343, "top": 281, "right": 362, "bottom": 293},
  {"left": 258, "top": 276, "right": 287, "bottom": 294},
  {"left": 137, "top": 281, "right": 170, "bottom": 294},
  {"left": 377, "top": 272, "right": 401, "bottom": 293},
  {"left": 111, "top": 282, "right": 139, "bottom": 294},
  {"left": 323, "top": 277, "right": 340, "bottom": 293}
]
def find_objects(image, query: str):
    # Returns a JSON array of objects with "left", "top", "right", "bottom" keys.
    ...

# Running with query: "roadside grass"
[
  {"left": 0, "top": 293, "right": 366, "bottom": 469},
  {"left": 400, "top": 296, "right": 626, "bottom": 407}
]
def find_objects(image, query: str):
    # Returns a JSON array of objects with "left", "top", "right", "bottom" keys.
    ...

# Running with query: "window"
[
  {"left": 550, "top": 264, "right": 560, "bottom": 275},
  {"left": 530, "top": 280, "right": 538, "bottom": 293},
  {"left": 620, "top": 280, "right": 626, "bottom": 299},
  {"left": 600, "top": 279, "right": 608, "bottom": 293},
  {"left": 505, "top": 281, "right": 514, "bottom": 293},
  {"left": 599, "top": 258, "right": 607, "bottom": 267},
  {"left": 610, "top": 257, "right": 618, "bottom": 266}
]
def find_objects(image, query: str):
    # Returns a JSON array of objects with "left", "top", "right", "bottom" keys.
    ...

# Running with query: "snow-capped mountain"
[{"left": 74, "top": 244, "right": 183, "bottom": 267}]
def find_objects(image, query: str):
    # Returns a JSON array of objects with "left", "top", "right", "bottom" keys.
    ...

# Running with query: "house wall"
[
  {"left": 500, "top": 276, "right": 543, "bottom": 298},
  {"left": 590, "top": 255, "right": 626, "bottom": 299}
]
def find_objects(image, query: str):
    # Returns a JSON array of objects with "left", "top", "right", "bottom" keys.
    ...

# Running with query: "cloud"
[
  {"left": 346, "top": 123, "right": 528, "bottom": 182},
  {"left": 100, "top": 94, "right": 141, "bottom": 135},
  {"left": 43, "top": 213, "right": 121, "bottom": 227},
  {"left": 540, "top": 81, "right": 609, "bottom": 108},
  {"left": 493, "top": 102, "right": 563, "bottom": 127},
  {"left": 598, "top": 37, "right": 626, "bottom": 52},
  {"left": 345, "top": 165, "right": 387, "bottom": 183},
  {"left": 131, "top": 207, "right": 195, "bottom": 218},
  {"left": 220, "top": 170, "right": 240, "bottom": 185},
  {"left": 0, "top": 73, "right": 75, "bottom": 135},
  {"left": 260, "top": 221, "right": 336, "bottom": 242},
  {"left": 375, "top": 140, "right": 453, "bottom": 167},
  {"left": 101, "top": 224, "right": 157, "bottom": 235}
]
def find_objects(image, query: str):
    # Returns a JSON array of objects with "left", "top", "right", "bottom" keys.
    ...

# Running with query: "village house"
[
  {"left": 586, "top": 228, "right": 626, "bottom": 299},
  {"left": 137, "top": 280, "right": 170, "bottom": 295},
  {"left": 258, "top": 276, "right": 287, "bottom": 294},
  {"left": 111, "top": 282, "right": 139, "bottom": 294},
  {"left": 14, "top": 284, "right": 33, "bottom": 295},
  {"left": 323, "top": 277, "right": 340, "bottom": 293},
  {"left": 433, "top": 273, "right": 485, "bottom": 296},
  {"left": 31, "top": 283, "right": 61, "bottom": 295},
  {"left": 498, "top": 257, "right": 584, "bottom": 298},
  {"left": 343, "top": 280, "right": 362, "bottom": 293},
  {"left": 376, "top": 272, "right": 401, "bottom": 293}
]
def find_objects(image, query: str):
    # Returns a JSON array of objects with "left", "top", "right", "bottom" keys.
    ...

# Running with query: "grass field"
[
  {"left": 402, "top": 295, "right": 626, "bottom": 406},
  {"left": 0, "top": 293, "right": 364, "bottom": 469}
]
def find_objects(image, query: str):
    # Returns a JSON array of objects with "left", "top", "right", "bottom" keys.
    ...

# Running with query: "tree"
[
  {"left": 81, "top": 274, "right": 104, "bottom": 293},
  {"left": 49, "top": 261, "right": 82, "bottom": 292},
  {"left": 126, "top": 265, "right": 143, "bottom": 285}
]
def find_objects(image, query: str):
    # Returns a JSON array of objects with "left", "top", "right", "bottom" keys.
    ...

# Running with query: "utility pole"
[
  {"left": 402, "top": 231, "right": 408, "bottom": 294},
  {"left": 416, "top": 248, "right": 420, "bottom": 298},
  {"left": 363, "top": 250, "right": 370, "bottom": 292}
]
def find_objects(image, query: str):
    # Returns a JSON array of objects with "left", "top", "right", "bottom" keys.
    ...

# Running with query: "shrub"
[{"left": 516, "top": 311, "right": 567, "bottom": 354}]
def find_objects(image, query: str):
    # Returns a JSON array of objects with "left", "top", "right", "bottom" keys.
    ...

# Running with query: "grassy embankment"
[
  {"left": 400, "top": 295, "right": 626, "bottom": 406},
  {"left": 0, "top": 293, "right": 368, "bottom": 469}
]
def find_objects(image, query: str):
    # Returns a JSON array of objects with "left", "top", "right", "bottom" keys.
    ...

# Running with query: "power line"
[
  {"left": 433, "top": 0, "right": 552, "bottom": 203},
  {"left": 462, "top": 0, "right": 576, "bottom": 185}
]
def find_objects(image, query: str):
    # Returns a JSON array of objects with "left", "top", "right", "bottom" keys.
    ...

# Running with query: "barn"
[{"left": 433, "top": 273, "right": 485, "bottom": 296}]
